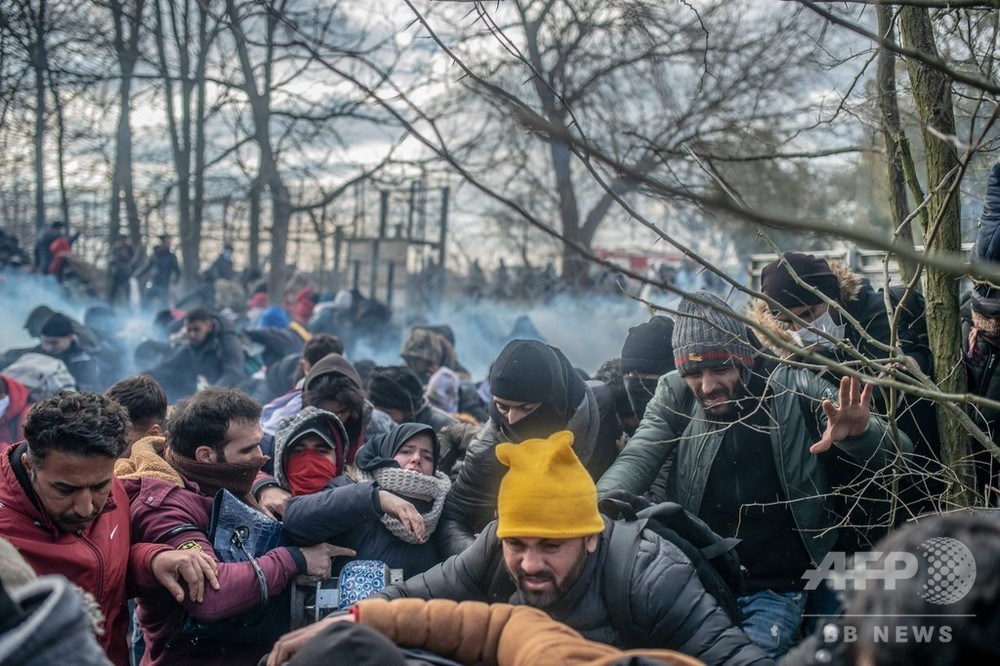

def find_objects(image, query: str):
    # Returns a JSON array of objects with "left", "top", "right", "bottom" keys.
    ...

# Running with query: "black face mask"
[
  {"left": 491, "top": 401, "right": 567, "bottom": 442},
  {"left": 624, "top": 375, "right": 660, "bottom": 421}
]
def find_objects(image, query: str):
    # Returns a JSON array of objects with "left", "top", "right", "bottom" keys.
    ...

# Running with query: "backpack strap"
[
  {"left": 601, "top": 517, "right": 647, "bottom": 647},
  {"left": 700, "top": 537, "right": 742, "bottom": 561}
]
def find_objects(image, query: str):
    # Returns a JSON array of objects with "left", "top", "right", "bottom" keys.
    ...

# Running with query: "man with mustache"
[
  {"left": 266, "top": 430, "right": 770, "bottom": 666},
  {"left": 0, "top": 391, "right": 220, "bottom": 666},
  {"left": 597, "top": 291, "right": 910, "bottom": 659}
]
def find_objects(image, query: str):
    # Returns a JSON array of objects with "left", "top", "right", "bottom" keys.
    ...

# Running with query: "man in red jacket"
[
  {"left": 0, "top": 391, "right": 220, "bottom": 666},
  {"left": 0, "top": 373, "right": 32, "bottom": 446}
]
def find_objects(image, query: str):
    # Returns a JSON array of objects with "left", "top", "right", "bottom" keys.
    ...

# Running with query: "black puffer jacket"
[
  {"left": 436, "top": 360, "right": 621, "bottom": 557},
  {"left": 380, "top": 518, "right": 772, "bottom": 666}
]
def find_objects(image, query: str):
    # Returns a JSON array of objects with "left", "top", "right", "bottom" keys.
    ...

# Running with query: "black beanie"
[
  {"left": 760, "top": 252, "right": 841, "bottom": 308},
  {"left": 671, "top": 291, "right": 755, "bottom": 377},
  {"left": 971, "top": 286, "right": 1000, "bottom": 316},
  {"left": 489, "top": 339, "right": 566, "bottom": 404},
  {"left": 39, "top": 313, "right": 74, "bottom": 338},
  {"left": 620, "top": 317, "right": 675, "bottom": 375},
  {"left": 367, "top": 366, "right": 424, "bottom": 413}
]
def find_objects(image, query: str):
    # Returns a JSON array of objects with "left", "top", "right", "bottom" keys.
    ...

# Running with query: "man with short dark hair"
[
  {"left": 105, "top": 375, "right": 169, "bottom": 451},
  {"left": 146, "top": 307, "right": 247, "bottom": 400},
  {"left": 0, "top": 392, "right": 220, "bottom": 666},
  {"left": 266, "top": 430, "right": 770, "bottom": 666},
  {"left": 38, "top": 312, "right": 101, "bottom": 391},
  {"left": 124, "top": 387, "right": 347, "bottom": 665}
]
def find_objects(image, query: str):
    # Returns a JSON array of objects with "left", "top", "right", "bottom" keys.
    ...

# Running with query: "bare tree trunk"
[
  {"left": 192, "top": 0, "right": 209, "bottom": 261},
  {"left": 226, "top": 0, "right": 290, "bottom": 299},
  {"left": 249, "top": 175, "right": 262, "bottom": 272},
  {"left": 899, "top": 7, "right": 974, "bottom": 507},
  {"left": 876, "top": 6, "right": 917, "bottom": 284},
  {"left": 109, "top": 0, "right": 144, "bottom": 248},
  {"left": 30, "top": 0, "right": 47, "bottom": 230},
  {"left": 154, "top": 0, "right": 208, "bottom": 287},
  {"left": 50, "top": 73, "right": 70, "bottom": 226}
]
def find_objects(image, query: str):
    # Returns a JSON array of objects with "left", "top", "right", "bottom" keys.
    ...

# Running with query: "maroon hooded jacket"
[
  {"left": 0, "top": 374, "right": 32, "bottom": 447},
  {"left": 0, "top": 444, "right": 169, "bottom": 666},
  {"left": 123, "top": 475, "right": 305, "bottom": 665}
]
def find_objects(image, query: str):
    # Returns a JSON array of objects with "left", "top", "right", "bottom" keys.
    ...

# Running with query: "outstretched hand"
[{"left": 810, "top": 375, "right": 872, "bottom": 455}]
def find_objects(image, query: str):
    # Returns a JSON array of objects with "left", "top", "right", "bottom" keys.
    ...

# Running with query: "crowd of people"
[{"left": 4, "top": 167, "right": 1000, "bottom": 665}]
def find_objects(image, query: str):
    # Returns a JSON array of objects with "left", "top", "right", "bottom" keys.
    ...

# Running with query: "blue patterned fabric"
[{"left": 338, "top": 560, "right": 389, "bottom": 609}]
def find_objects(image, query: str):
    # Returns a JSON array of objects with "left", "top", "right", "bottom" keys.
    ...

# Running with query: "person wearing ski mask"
[
  {"left": 436, "top": 339, "right": 621, "bottom": 558},
  {"left": 282, "top": 421, "right": 450, "bottom": 577},
  {"left": 619, "top": 316, "right": 676, "bottom": 432},
  {"left": 272, "top": 406, "right": 352, "bottom": 498}
]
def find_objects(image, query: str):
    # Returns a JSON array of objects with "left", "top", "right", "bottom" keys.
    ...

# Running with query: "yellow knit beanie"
[{"left": 495, "top": 430, "right": 605, "bottom": 539}]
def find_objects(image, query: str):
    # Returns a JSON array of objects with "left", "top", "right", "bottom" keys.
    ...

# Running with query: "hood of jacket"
[
  {"left": 273, "top": 406, "right": 350, "bottom": 490},
  {"left": 748, "top": 258, "right": 862, "bottom": 358},
  {"left": 355, "top": 422, "right": 439, "bottom": 473},
  {"left": 304, "top": 353, "right": 363, "bottom": 392}
]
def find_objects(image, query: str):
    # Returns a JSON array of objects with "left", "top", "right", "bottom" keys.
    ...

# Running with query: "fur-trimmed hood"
[{"left": 748, "top": 259, "right": 862, "bottom": 358}]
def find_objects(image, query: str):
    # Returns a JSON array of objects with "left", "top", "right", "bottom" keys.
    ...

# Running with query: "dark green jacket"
[{"left": 596, "top": 366, "right": 911, "bottom": 565}]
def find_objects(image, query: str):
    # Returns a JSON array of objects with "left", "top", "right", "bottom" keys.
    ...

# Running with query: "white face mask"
[
  {"left": 792, "top": 310, "right": 845, "bottom": 349},
  {"left": 0, "top": 395, "right": 9, "bottom": 421}
]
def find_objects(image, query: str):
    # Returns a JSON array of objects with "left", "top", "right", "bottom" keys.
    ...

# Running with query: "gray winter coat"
[{"left": 379, "top": 518, "right": 773, "bottom": 666}]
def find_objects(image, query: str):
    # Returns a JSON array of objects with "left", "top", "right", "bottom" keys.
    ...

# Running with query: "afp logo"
[{"left": 803, "top": 537, "right": 977, "bottom": 605}]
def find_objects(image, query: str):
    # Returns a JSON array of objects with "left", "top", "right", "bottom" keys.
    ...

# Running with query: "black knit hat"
[
  {"left": 620, "top": 317, "right": 675, "bottom": 376},
  {"left": 367, "top": 366, "right": 424, "bottom": 413},
  {"left": 971, "top": 286, "right": 1000, "bottom": 316},
  {"left": 39, "top": 313, "right": 74, "bottom": 338},
  {"left": 760, "top": 252, "right": 841, "bottom": 309},
  {"left": 489, "top": 339, "right": 566, "bottom": 404},
  {"left": 671, "top": 291, "right": 755, "bottom": 377}
]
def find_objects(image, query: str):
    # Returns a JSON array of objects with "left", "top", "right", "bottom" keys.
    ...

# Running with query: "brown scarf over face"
[{"left": 165, "top": 447, "right": 268, "bottom": 507}]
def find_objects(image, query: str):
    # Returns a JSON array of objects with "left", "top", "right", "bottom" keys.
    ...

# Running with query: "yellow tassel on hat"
[{"left": 495, "top": 430, "right": 605, "bottom": 540}]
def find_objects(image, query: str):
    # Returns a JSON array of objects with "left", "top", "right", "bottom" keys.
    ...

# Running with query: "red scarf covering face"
[{"left": 286, "top": 449, "right": 337, "bottom": 496}]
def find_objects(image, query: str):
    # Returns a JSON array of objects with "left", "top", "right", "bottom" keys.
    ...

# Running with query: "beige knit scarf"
[{"left": 351, "top": 467, "right": 451, "bottom": 544}]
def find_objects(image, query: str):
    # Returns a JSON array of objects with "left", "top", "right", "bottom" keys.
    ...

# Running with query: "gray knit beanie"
[{"left": 671, "top": 291, "right": 755, "bottom": 376}]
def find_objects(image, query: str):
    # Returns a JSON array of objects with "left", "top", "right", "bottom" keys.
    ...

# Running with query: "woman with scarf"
[
  {"left": 435, "top": 339, "right": 623, "bottom": 558},
  {"left": 281, "top": 418, "right": 451, "bottom": 578}
]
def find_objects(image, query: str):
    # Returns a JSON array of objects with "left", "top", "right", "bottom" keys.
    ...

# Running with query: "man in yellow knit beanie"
[
  {"left": 495, "top": 430, "right": 604, "bottom": 609},
  {"left": 269, "top": 430, "right": 770, "bottom": 666}
]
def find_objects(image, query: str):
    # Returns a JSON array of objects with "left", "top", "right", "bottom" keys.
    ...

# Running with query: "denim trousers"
[{"left": 737, "top": 588, "right": 808, "bottom": 659}]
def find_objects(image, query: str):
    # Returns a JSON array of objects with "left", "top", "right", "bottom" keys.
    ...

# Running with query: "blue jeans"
[{"left": 737, "top": 589, "right": 807, "bottom": 659}]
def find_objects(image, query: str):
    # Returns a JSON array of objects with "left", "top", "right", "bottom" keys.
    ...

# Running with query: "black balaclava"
[
  {"left": 488, "top": 339, "right": 584, "bottom": 442},
  {"left": 623, "top": 375, "right": 660, "bottom": 421}
]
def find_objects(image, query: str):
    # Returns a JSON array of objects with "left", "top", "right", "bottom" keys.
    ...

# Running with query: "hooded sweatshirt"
[
  {"left": 303, "top": 353, "right": 390, "bottom": 464},
  {"left": 273, "top": 406, "right": 351, "bottom": 495}
]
